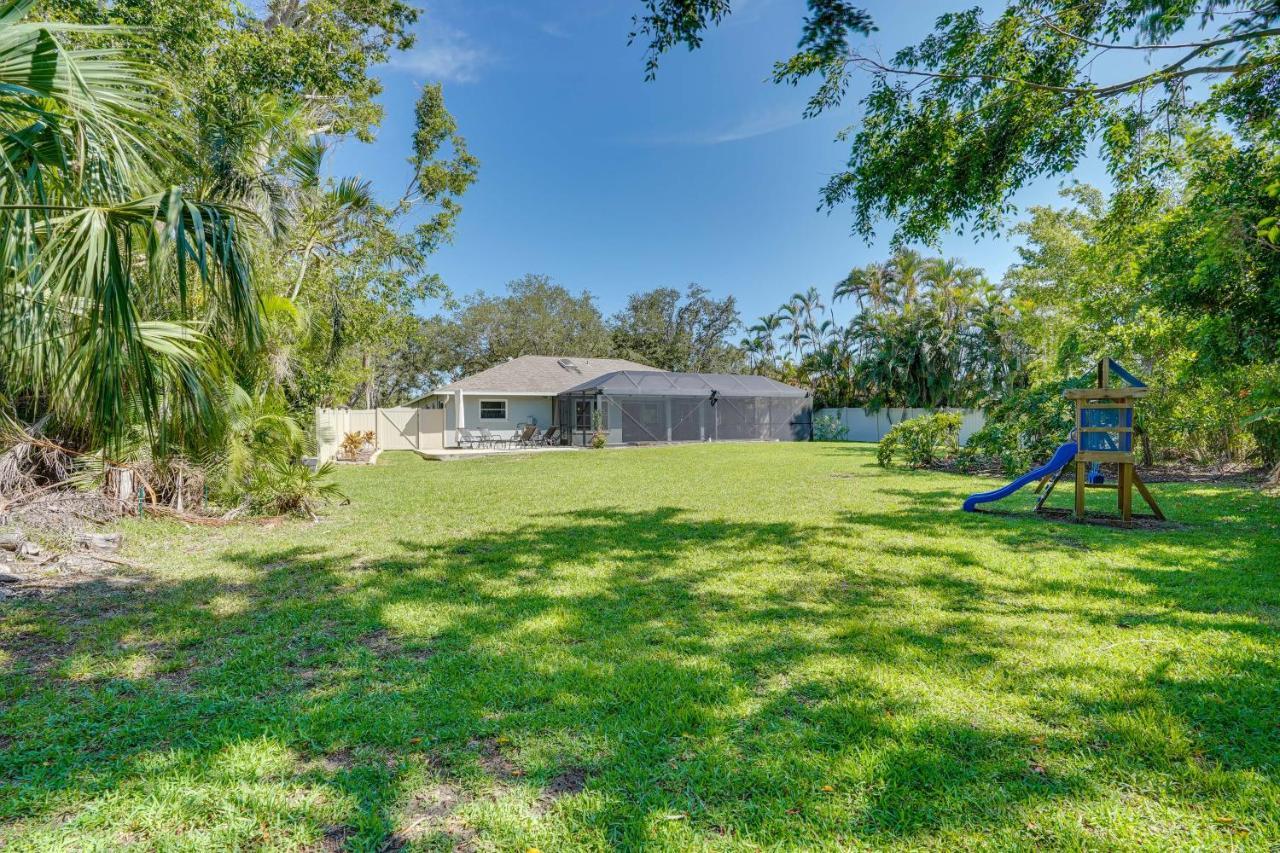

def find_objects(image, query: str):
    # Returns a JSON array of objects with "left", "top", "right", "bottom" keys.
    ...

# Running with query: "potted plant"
[{"left": 590, "top": 409, "right": 607, "bottom": 449}]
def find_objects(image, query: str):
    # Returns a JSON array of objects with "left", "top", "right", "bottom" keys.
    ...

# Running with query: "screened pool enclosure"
[{"left": 555, "top": 371, "right": 812, "bottom": 447}]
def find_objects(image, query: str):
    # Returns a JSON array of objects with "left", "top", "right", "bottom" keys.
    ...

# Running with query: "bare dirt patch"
[
  {"left": 312, "top": 824, "right": 355, "bottom": 851},
  {"left": 1032, "top": 507, "right": 1184, "bottom": 530},
  {"left": 359, "top": 628, "right": 399, "bottom": 655},
  {"left": 384, "top": 782, "right": 464, "bottom": 848},
  {"left": 298, "top": 749, "right": 357, "bottom": 775},
  {"left": 358, "top": 628, "right": 436, "bottom": 661},
  {"left": 0, "top": 551, "right": 149, "bottom": 602},
  {"left": 533, "top": 766, "right": 589, "bottom": 815},
  {"left": 470, "top": 737, "right": 523, "bottom": 781}
]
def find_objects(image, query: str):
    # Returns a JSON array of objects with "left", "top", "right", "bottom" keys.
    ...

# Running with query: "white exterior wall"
[
  {"left": 815, "top": 407, "right": 987, "bottom": 444},
  {"left": 443, "top": 395, "right": 554, "bottom": 446}
]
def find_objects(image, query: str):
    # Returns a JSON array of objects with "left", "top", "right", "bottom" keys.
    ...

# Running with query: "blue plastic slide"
[{"left": 962, "top": 441, "right": 1078, "bottom": 512}]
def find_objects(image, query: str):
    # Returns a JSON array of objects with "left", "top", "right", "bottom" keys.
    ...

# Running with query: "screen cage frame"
[{"left": 554, "top": 371, "right": 812, "bottom": 447}]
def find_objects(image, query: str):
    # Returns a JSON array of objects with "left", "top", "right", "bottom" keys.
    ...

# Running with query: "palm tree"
[
  {"left": 746, "top": 312, "right": 783, "bottom": 372},
  {"left": 834, "top": 262, "right": 894, "bottom": 312},
  {"left": 199, "top": 94, "right": 323, "bottom": 242},
  {"left": 778, "top": 298, "right": 806, "bottom": 360},
  {"left": 286, "top": 171, "right": 375, "bottom": 301},
  {"left": 781, "top": 287, "right": 825, "bottom": 359},
  {"left": 800, "top": 317, "right": 837, "bottom": 354},
  {"left": 739, "top": 333, "right": 766, "bottom": 371},
  {"left": 888, "top": 248, "right": 926, "bottom": 308},
  {"left": 0, "top": 1, "right": 263, "bottom": 454}
]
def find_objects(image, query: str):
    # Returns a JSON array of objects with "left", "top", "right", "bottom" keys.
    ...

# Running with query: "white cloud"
[
  {"left": 389, "top": 26, "right": 491, "bottom": 83},
  {"left": 539, "top": 20, "right": 570, "bottom": 39},
  {"left": 638, "top": 105, "right": 804, "bottom": 146}
]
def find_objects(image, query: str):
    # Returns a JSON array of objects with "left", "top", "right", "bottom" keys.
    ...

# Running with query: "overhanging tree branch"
[
  {"left": 1029, "top": 12, "right": 1280, "bottom": 53},
  {"left": 848, "top": 53, "right": 1255, "bottom": 98}
]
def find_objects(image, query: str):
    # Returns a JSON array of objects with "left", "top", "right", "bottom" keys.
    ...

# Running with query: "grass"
[{"left": 2, "top": 442, "right": 1280, "bottom": 850}]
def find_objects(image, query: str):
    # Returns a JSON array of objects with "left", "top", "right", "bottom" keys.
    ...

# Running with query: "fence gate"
[
  {"left": 377, "top": 407, "right": 420, "bottom": 451},
  {"left": 315, "top": 406, "right": 446, "bottom": 461}
]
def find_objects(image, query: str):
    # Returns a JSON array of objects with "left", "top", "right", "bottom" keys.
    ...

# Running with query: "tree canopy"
[
  {"left": 610, "top": 284, "right": 742, "bottom": 372},
  {"left": 633, "top": 0, "right": 1280, "bottom": 243}
]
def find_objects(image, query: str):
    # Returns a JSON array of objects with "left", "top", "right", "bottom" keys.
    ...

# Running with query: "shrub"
[
  {"left": 958, "top": 378, "right": 1083, "bottom": 475},
  {"left": 590, "top": 409, "right": 606, "bottom": 449},
  {"left": 247, "top": 458, "right": 345, "bottom": 519},
  {"left": 339, "top": 430, "right": 375, "bottom": 459},
  {"left": 210, "top": 386, "right": 344, "bottom": 518},
  {"left": 812, "top": 414, "right": 849, "bottom": 441},
  {"left": 877, "top": 412, "right": 962, "bottom": 468},
  {"left": 1245, "top": 408, "right": 1280, "bottom": 466}
]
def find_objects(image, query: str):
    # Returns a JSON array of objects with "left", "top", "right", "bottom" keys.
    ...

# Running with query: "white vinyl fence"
[
  {"left": 815, "top": 407, "right": 987, "bottom": 444},
  {"left": 315, "top": 407, "right": 445, "bottom": 462}
]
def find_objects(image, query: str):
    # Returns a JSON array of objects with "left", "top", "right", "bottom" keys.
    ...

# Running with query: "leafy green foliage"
[
  {"left": 211, "top": 384, "right": 304, "bottom": 500},
  {"left": 3, "top": 0, "right": 468, "bottom": 517},
  {"left": 45, "top": 0, "right": 419, "bottom": 141},
  {"left": 745, "top": 250, "right": 1027, "bottom": 410},
  {"left": 876, "top": 411, "right": 961, "bottom": 468},
  {"left": 0, "top": 4, "right": 262, "bottom": 455},
  {"left": 959, "top": 378, "right": 1082, "bottom": 475},
  {"left": 634, "top": 1, "right": 1280, "bottom": 245},
  {"left": 610, "top": 284, "right": 742, "bottom": 372},
  {"left": 40, "top": 0, "right": 477, "bottom": 420},
  {"left": 409, "top": 83, "right": 479, "bottom": 256},
  {"left": 245, "top": 457, "right": 344, "bottom": 518},
  {"left": 1260, "top": 176, "right": 1280, "bottom": 245},
  {"left": 811, "top": 414, "right": 848, "bottom": 441},
  {"left": 412, "top": 275, "right": 615, "bottom": 383},
  {"left": 1001, "top": 131, "right": 1279, "bottom": 467}
]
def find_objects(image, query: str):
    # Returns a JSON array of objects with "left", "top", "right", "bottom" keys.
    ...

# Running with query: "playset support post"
[{"left": 1060, "top": 358, "right": 1165, "bottom": 524}]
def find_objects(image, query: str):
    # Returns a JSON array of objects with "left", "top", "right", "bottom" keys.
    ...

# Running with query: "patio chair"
[
  {"left": 515, "top": 424, "right": 538, "bottom": 447},
  {"left": 538, "top": 426, "right": 560, "bottom": 446},
  {"left": 456, "top": 427, "right": 479, "bottom": 448},
  {"left": 479, "top": 428, "right": 507, "bottom": 448}
]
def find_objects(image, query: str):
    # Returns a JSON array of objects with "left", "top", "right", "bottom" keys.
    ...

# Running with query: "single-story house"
[{"left": 412, "top": 355, "right": 811, "bottom": 447}]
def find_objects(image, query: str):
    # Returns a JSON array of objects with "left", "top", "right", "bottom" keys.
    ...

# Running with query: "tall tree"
[
  {"left": 432, "top": 275, "right": 614, "bottom": 378},
  {"left": 43, "top": 0, "right": 418, "bottom": 142},
  {"left": 633, "top": 1, "right": 1280, "bottom": 243},
  {"left": 610, "top": 284, "right": 742, "bottom": 372},
  {"left": 1, "top": 1, "right": 261, "bottom": 453}
]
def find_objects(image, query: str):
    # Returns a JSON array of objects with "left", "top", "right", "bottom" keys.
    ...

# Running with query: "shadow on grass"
[{"left": 2, "top": 490, "right": 1279, "bottom": 848}]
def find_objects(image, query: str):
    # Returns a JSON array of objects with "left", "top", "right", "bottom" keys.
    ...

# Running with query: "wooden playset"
[{"left": 1035, "top": 358, "right": 1165, "bottom": 523}]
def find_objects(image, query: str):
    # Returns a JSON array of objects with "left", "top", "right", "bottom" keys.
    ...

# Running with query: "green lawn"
[{"left": 3, "top": 443, "right": 1279, "bottom": 850}]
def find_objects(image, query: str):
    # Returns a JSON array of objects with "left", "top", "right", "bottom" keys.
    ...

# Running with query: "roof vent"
[{"left": 557, "top": 358, "right": 583, "bottom": 374}]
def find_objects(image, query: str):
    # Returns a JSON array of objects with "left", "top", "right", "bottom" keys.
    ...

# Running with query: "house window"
[
  {"left": 479, "top": 399, "right": 507, "bottom": 420},
  {"left": 575, "top": 399, "right": 594, "bottom": 431}
]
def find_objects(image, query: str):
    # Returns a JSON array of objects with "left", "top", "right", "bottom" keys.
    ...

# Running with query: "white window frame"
[{"left": 478, "top": 399, "right": 507, "bottom": 421}]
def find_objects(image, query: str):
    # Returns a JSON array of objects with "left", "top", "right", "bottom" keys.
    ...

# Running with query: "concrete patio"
[{"left": 411, "top": 445, "right": 580, "bottom": 462}]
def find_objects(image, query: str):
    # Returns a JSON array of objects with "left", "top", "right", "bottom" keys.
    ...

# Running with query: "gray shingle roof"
[
  {"left": 563, "top": 370, "right": 809, "bottom": 398},
  {"left": 432, "top": 355, "right": 660, "bottom": 395}
]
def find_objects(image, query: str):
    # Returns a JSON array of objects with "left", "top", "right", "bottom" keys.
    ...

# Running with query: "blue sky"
[{"left": 328, "top": 0, "right": 1117, "bottom": 326}]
